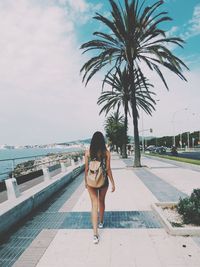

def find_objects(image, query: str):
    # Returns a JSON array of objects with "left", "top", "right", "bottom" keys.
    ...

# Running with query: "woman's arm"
[
  {"left": 106, "top": 150, "right": 115, "bottom": 192},
  {"left": 84, "top": 150, "right": 89, "bottom": 188}
]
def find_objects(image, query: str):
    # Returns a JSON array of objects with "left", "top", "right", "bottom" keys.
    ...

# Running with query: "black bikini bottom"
[{"left": 98, "top": 177, "right": 109, "bottom": 189}]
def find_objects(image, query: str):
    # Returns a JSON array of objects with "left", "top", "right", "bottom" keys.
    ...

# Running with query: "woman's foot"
[
  {"left": 93, "top": 235, "right": 99, "bottom": 244},
  {"left": 98, "top": 222, "right": 104, "bottom": 229}
]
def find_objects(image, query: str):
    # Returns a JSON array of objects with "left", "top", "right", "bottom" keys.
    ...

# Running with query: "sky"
[{"left": 0, "top": 0, "right": 200, "bottom": 145}]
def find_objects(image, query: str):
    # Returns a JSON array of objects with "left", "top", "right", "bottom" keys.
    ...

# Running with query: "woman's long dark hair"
[{"left": 90, "top": 131, "right": 107, "bottom": 160}]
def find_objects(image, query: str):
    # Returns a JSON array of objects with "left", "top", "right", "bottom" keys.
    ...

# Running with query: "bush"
[{"left": 177, "top": 189, "right": 200, "bottom": 225}]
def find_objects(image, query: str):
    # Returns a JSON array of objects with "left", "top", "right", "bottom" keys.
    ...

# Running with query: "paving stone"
[
  {"left": 133, "top": 167, "right": 188, "bottom": 202},
  {"left": 0, "top": 259, "right": 16, "bottom": 267},
  {"left": 123, "top": 158, "right": 187, "bottom": 202},
  {"left": 193, "top": 237, "right": 200, "bottom": 248},
  {"left": 60, "top": 211, "right": 162, "bottom": 229}
]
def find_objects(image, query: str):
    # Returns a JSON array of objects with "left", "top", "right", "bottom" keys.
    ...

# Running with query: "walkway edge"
[
  {"left": 144, "top": 154, "right": 200, "bottom": 171},
  {"left": 152, "top": 202, "right": 200, "bottom": 236}
]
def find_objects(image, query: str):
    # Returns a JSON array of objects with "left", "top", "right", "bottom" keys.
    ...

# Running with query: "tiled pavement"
[
  {"left": 60, "top": 211, "right": 161, "bottom": 229},
  {"left": 0, "top": 173, "right": 84, "bottom": 267},
  {"left": 124, "top": 158, "right": 188, "bottom": 201},
  {"left": 0, "top": 154, "right": 200, "bottom": 267}
]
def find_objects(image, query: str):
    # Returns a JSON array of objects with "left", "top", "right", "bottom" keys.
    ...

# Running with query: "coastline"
[{"left": 0, "top": 145, "right": 85, "bottom": 181}]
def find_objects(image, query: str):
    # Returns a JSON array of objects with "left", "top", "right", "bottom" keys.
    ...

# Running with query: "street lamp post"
[
  {"left": 140, "top": 128, "right": 153, "bottom": 152},
  {"left": 191, "top": 113, "right": 200, "bottom": 145},
  {"left": 192, "top": 137, "right": 195, "bottom": 149},
  {"left": 179, "top": 133, "right": 182, "bottom": 149},
  {"left": 172, "top": 108, "right": 188, "bottom": 147},
  {"left": 141, "top": 99, "right": 158, "bottom": 152},
  {"left": 141, "top": 110, "right": 144, "bottom": 152},
  {"left": 187, "top": 131, "right": 190, "bottom": 149}
]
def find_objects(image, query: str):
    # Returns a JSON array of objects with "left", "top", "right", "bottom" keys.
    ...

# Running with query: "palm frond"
[{"left": 94, "top": 12, "right": 124, "bottom": 43}]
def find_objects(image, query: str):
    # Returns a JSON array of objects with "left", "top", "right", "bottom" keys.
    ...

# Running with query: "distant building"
[{"left": 0, "top": 144, "right": 15, "bottom": 149}]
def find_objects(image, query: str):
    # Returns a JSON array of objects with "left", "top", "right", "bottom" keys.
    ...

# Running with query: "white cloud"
[
  {"left": 166, "top": 26, "right": 179, "bottom": 37},
  {"left": 189, "top": 3, "right": 200, "bottom": 32},
  {"left": 57, "top": 0, "right": 102, "bottom": 25},
  {"left": 166, "top": 4, "right": 200, "bottom": 42},
  {"left": 0, "top": 0, "right": 104, "bottom": 145},
  {"left": 62, "top": 0, "right": 88, "bottom": 12},
  {"left": 180, "top": 3, "right": 200, "bottom": 40}
]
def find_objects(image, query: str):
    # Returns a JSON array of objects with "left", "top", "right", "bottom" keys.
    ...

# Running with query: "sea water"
[{"left": 0, "top": 147, "right": 83, "bottom": 180}]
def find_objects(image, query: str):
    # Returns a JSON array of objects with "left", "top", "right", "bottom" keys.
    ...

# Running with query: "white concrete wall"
[{"left": 0, "top": 164, "right": 85, "bottom": 237}]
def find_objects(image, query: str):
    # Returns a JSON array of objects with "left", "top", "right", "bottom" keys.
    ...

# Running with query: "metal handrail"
[
  {"left": 0, "top": 151, "right": 82, "bottom": 179},
  {"left": 0, "top": 160, "right": 66, "bottom": 181},
  {"left": 0, "top": 150, "right": 82, "bottom": 163},
  {"left": 21, "top": 158, "right": 71, "bottom": 173},
  {"left": 0, "top": 154, "right": 46, "bottom": 162},
  {"left": 0, "top": 155, "right": 42, "bottom": 178}
]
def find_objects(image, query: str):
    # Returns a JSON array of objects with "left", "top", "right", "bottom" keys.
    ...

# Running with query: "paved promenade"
[{"left": 1, "top": 154, "right": 200, "bottom": 267}]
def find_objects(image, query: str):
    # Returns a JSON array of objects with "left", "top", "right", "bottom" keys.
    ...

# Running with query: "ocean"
[{"left": 0, "top": 147, "right": 83, "bottom": 181}]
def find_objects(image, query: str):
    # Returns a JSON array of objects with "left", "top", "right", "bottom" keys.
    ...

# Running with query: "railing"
[
  {"left": 0, "top": 151, "right": 83, "bottom": 180},
  {"left": 0, "top": 157, "right": 85, "bottom": 237},
  {"left": 0, "top": 151, "right": 84, "bottom": 203},
  {"left": 0, "top": 154, "right": 84, "bottom": 204},
  {"left": 0, "top": 154, "right": 51, "bottom": 179}
]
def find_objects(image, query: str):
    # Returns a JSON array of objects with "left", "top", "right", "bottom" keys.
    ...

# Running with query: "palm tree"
[
  {"left": 104, "top": 112, "right": 125, "bottom": 154},
  {"left": 80, "top": 0, "right": 188, "bottom": 166},
  {"left": 98, "top": 67, "right": 130, "bottom": 158},
  {"left": 98, "top": 67, "right": 156, "bottom": 158}
]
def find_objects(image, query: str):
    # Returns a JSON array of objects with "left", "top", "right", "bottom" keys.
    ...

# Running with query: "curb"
[{"left": 152, "top": 202, "right": 200, "bottom": 236}]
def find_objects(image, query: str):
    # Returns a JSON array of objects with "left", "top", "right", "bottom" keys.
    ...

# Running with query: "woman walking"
[{"left": 85, "top": 131, "right": 115, "bottom": 244}]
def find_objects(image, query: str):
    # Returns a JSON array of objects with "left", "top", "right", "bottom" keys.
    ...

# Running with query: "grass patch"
[{"left": 146, "top": 153, "right": 200, "bottom": 166}]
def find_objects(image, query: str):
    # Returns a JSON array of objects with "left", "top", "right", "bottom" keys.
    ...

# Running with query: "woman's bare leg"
[
  {"left": 87, "top": 186, "right": 99, "bottom": 235},
  {"left": 99, "top": 186, "right": 108, "bottom": 224}
]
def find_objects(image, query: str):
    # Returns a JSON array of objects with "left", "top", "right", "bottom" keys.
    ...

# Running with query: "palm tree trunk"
[
  {"left": 128, "top": 62, "right": 141, "bottom": 167},
  {"left": 122, "top": 103, "right": 128, "bottom": 158},
  {"left": 131, "top": 98, "right": 141, "bottom": 167},
  {"left": 116, "top": 145, "right": 119, "bottom": 153}
]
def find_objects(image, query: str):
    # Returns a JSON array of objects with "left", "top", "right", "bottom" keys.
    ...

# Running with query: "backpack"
[{"left": 87, "top": 159, "right": 105, "bottom": 188}]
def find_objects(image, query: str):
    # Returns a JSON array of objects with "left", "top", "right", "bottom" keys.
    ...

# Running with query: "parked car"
[
  {"left": 145, "top": 145, "right": 156, "bottom": 152},
  {"left": 155, "top": 146, "right": 166, "bottom": 154}
]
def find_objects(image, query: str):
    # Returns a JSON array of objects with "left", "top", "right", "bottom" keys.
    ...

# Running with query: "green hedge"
[{"left": 177, "top": 189, "right": 200, "bottom": 225}]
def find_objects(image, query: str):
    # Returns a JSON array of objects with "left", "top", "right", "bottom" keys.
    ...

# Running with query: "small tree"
[
  {"left": 104, "top": 112, "right": 126, "bottom": 154},
  {"left": 98, "top": 68, "right": 156, "bottom": 158}
]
